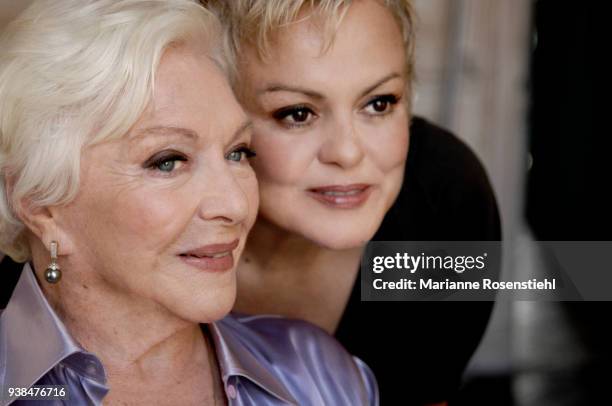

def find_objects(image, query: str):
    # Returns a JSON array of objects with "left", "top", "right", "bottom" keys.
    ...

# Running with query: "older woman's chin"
[
  {"left": 168, "top": 286, "right": 237, "bottom": 324},
  {"left": 142, "top": 270, "right": 238, "bottom": 324}
]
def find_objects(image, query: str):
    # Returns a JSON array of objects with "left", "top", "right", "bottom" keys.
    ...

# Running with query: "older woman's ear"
[{"left": 14, "top": 196, "right": 75, "bottom": 257}]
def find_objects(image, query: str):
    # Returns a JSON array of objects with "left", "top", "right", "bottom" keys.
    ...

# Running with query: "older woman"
[
  {"left": 207, "top": 0, "right": 501, "bottom": 404},
  {"left": 0, "top": 1, "right": 378, "bottom": 404}
]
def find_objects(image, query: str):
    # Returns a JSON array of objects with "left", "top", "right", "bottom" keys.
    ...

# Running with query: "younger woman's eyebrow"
[
  {"left": 358, "top": 73, "right": 402, "bottom": 98},
  {"left": 259, "top": 72, "right": 402, "bottom": 100},
  {"left": 260, "top": 84, "right": 324, "bottom": 99}
]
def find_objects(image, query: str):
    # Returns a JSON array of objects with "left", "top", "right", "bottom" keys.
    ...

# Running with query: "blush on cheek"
[
  {"left": 244, "top": 180, "right": 260, "bottom": 230},
  {"left": 251, "top": 136, "right": 315, "bottom": 187},
  {"left": 109, "top": 192, "right": 192, "bottom": 250},
  {"left": 368, "top": 125, "right": 409, "bottom": 173},
  {"left": 251, "top": 117, "right": 331, "bottom": 186}
]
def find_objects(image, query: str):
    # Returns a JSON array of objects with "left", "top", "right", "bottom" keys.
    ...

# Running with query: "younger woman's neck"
[
  {"left": 242, "top": 217, "right": 362, "bottom": 276},
  {"left": 234, "top": 218, "right": 364, "bottom": 333}
]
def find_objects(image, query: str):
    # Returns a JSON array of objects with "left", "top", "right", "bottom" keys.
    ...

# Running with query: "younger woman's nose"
[{"left": 317, "top": 119, "right": 365, "bottom": 169}]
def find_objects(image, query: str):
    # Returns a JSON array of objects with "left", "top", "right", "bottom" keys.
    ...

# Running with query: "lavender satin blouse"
[{"left": 0, "top": 265, "right": 378, "bottom": 405}]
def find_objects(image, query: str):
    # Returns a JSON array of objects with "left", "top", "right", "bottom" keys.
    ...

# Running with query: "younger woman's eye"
[
  {"left": 363, "top": 95, "right": 400, "bottom": 115},
  {"left": 272, "top": 105, "right": 316, "bottom": 127},
  {"left": 226, "top": 146, "right": 256, "bottom": 162},
  {"left": 144, "top": 152, "right": 187, "bottom": 173}
]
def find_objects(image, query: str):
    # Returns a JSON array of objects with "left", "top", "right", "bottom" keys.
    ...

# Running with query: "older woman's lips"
[
  {"left": 307, "top": 184, "right": 372, "bottom": 209},
  {"left": 179, "top": 239, "right": 239, "bottom": 272}
]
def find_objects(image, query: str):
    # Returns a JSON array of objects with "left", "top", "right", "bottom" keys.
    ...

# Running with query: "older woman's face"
[
  {"left": 55, "top": 46, "right": 258, "bottom": 322},
  {"left": 237, "top": 0, "right": 409, "bottom": 249}
]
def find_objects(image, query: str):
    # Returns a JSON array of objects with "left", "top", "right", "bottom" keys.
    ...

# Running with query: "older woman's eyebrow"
[
  {"left": 132, "top": 126, "right": 198, "bottom": 140},
  {"left": 229, "top": 120, "right": 253, "bottom": 144},
  {"left": 133, "top": 122, "right": 252, "bottom": 143},
  {"left": 358, "top": 73, "right": 402, "bottom": 98}
]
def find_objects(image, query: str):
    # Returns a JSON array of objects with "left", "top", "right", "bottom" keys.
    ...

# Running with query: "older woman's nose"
[
  {"left": 197, "top": 168, "right": 250, "bottom": 226},
  {"left": 317, "top": 119, "right": 365, "bottom": 169}
]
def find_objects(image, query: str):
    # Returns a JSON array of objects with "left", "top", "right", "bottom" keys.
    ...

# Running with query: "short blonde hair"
[
  {"left": 204, "top": 0, "right": 415, "bottom": 88},
  {"left": 0, "top": 0, "right": 220, "bottom": 262}
]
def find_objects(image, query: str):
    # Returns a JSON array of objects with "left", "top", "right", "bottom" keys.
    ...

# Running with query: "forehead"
[
  {"left": 136, "top": 45, "right": 245, "bottom": 134},
  {"left": 153, "top": 47, "right": 225, "bottom": 115},
  {"left": 240, "top": 0, "right": 405, "bottom": 87}
]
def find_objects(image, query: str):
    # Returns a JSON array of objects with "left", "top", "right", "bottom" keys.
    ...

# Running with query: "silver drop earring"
[{"left": 44, "top": 241, "right": 62, "bottom": 284}]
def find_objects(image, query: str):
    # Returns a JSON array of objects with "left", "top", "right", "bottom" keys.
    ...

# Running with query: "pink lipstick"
[
  {"left": 307, "top": 184, "right": 372, "bottom": 209},
  {"left": 179, "top": 239, "right": 239, "bottom": 272}
]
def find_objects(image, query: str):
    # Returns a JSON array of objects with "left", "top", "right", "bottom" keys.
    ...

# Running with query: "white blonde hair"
[
  {"left": 0, "top": 0, "right": 221, "bottom": 262},
  {"left": 204, "top": 0, "right": 415, "bottom": 88}
]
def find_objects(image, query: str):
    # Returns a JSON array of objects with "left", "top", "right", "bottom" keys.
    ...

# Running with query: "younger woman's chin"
[{"left": 311, "top": 233, "right": 373, "bottom": 251}]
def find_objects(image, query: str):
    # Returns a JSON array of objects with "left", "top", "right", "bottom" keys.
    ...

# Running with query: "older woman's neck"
[{"left": 29, "top": 247, "right": 217, "bottom": 399}]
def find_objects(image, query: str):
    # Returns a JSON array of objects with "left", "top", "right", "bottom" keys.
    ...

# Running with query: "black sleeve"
[
  {"left": 381, "top": 116, "right": 501, "bottom": 242},
  {"left": 335, "top": 117, "right": 501, "bottom": 405},
  {"left": 0, "top": 256, "right": 23, "bottom": 309}
]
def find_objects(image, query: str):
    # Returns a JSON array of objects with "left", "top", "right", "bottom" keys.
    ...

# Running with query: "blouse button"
[
  {"left": 86, "top": 361, "right": 99, "bottom": 376},
  {"left": 226, "top": 384, "right": 237, "bottom": 399}
]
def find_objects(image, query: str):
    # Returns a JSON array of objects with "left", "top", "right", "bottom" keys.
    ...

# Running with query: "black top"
[
  {"left": 0, "top": 254, "right": 21, "bottom": 309},
  {"left": 335, "top": 117, "right": 501, "bottom": 405},
  {"left": 1, "top": 116, "right": 500, "bottom": 404}
]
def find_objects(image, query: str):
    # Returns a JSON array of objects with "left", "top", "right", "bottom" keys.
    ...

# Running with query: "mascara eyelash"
[
  {"left": 234, "top": 146, "right": 257, "bottom": 158},
  {"left": 272, "top": 104, "right": 312, "bottom": 121},
  {"left": 143, "top": 151, "right": 187, "bottom": 169},
  {"left": 365, "top": 94, "right": 400, "bottom": 107}
]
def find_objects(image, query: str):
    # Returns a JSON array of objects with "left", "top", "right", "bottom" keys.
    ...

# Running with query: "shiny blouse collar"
[{"left": 0, "top": 264, "right": 297, "bottom": 405}]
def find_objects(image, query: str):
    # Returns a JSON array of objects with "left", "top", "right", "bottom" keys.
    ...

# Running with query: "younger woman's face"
[{"left": 237, "top": 0, "right": 409, "bottom": 249}]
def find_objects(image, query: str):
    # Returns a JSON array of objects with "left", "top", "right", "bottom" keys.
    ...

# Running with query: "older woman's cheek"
[
  {"left": 68, "top": 185, "right": 192, "bottom": 264},
  {"left": 118, "top": 193, "right": 192, "bottom": 250}
]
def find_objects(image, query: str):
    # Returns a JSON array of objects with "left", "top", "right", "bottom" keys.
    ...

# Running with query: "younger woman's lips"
[{"left": 307, "top": 184, "right": 372, "bottom": 209}]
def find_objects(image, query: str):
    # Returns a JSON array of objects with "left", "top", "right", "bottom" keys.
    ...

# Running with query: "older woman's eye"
[
  {"left": 144, "top": 153, "right": 187, "bottom": 173},
  {"left": 226, "top": 146, "right": 256, "bottom": 162},
  {"left": 363, "top": 95, "right": 399, "bottom": 116},
  {"left": 156, "top": 160, "right": 178, "bottom": 172},
  {"left": 272, "top": 105, "right": 316, "bottom": 128}
]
